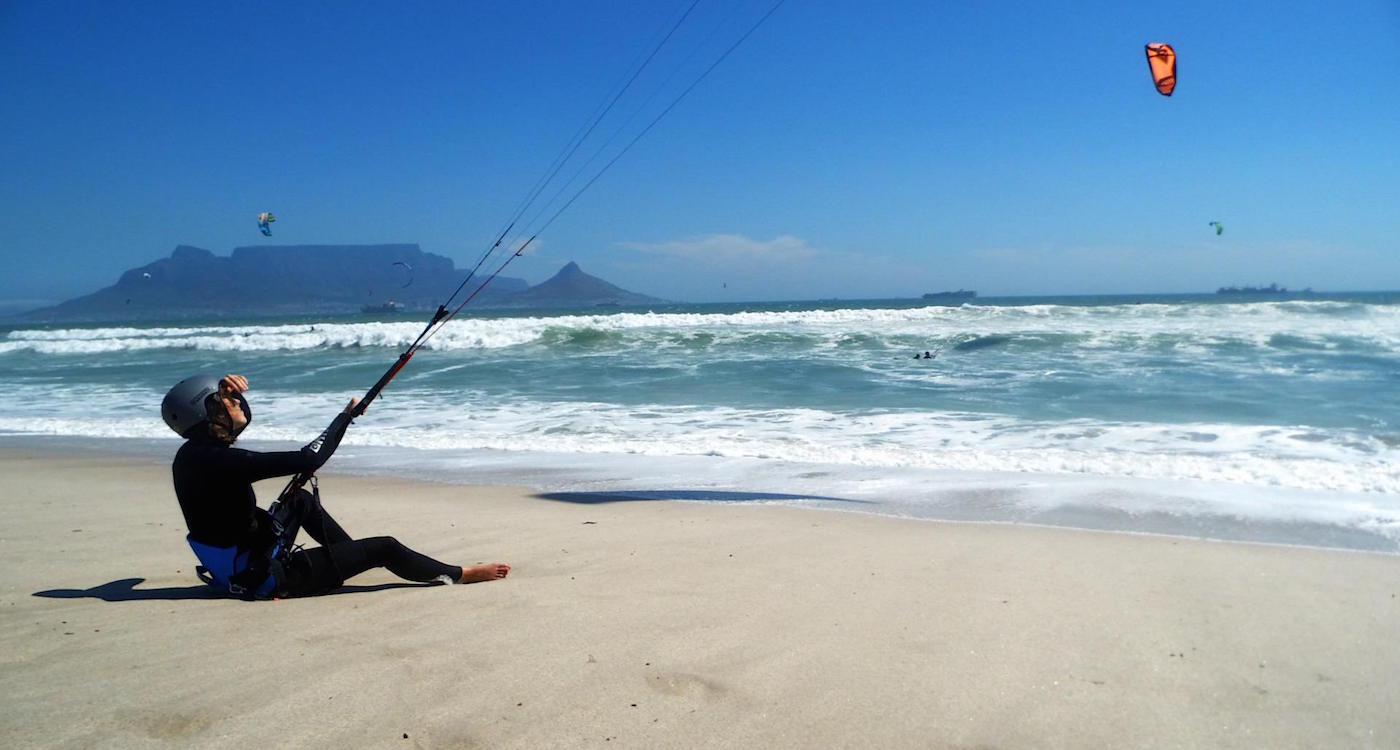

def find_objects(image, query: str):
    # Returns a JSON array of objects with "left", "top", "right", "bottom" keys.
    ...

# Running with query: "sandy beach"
[{"left": 0, "top": 446, "right": 1396, "bottom": 749}]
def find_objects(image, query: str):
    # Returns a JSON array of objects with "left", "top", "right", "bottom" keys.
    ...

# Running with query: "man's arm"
[{"left": 220, "top": 404, "right": 357, "bottom": 483}]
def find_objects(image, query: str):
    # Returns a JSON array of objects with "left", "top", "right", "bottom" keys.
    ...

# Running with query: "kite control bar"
[{"left": 274, "top": 305, "right": 448, "bottom": 502}]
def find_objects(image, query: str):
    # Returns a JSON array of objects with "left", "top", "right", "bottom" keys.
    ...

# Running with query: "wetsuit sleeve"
[
  {"left": 300, "top": 411, "right": 354, "bottom": 472},
  {"left": 212, "top": 412, "right": 355, "bottom": 483}
]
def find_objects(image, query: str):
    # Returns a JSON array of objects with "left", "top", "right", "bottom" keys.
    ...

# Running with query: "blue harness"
[{"left": 187, "top": 535, "right": 281, "bottom": 599}]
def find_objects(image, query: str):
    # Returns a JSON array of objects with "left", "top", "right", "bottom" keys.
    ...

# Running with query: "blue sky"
[{"left": 2, "top": 1, "right": 1397, "bottom": 308}]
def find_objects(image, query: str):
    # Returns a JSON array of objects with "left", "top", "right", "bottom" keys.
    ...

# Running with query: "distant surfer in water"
[{"left": 163, "top": 373, "right": 509, "bottom": 598}]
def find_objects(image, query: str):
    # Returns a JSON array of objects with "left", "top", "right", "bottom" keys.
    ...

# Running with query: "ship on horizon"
[
  {"left": 361, "top": 299, "right": 404, "bottom": 314},
  {"left": 1215, "top": 283, "right": 1313, "bottom": 296},
  {"left": 922, "top": 289, "right": 976, "bottom": 302}
]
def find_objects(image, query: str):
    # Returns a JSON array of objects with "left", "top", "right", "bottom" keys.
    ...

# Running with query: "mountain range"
[{"left": 17, "top": 244, "right": 663, "bottom": 322}]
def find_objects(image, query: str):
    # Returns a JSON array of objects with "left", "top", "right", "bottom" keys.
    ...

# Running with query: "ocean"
[{"left": 4, "top": 292, "right": 1399, "bottom": 552}]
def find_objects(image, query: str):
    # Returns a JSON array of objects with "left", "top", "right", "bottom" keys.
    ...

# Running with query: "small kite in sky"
[
  {"left": 1209, "top": 221, "right": 1224, "bottom": 235},
  {"left": 257, "top": 212, "right": 276, "bottom": 236},
  {"left": 1145, "top": 42, "right": 1176, "bottom": 96},
  {"left": 392, "top": 260, "right": 414, "bottom": 288}
]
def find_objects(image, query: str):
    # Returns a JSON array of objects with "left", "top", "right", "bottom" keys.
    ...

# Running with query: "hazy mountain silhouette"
[
  {"left": 506, "top": 261, "right": 662, "bottom": 307},
  {"left": 16, "top": 245, "right": 661, "bottom": 322}
]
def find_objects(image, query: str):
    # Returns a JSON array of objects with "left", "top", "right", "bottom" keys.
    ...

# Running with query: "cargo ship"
[
  {"left": 361, "top": 300, "right": 404, "bottom": 313},
  {"left": 922, "top": 290, "right": 976, "bottom": 302},
  {"left": 1215, "top": 284, "right": 1312, "bottom": 296}
]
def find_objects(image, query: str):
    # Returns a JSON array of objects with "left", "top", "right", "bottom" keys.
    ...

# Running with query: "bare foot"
[{"left": 459, "top": 562, "right": 510, "bottom": 584}]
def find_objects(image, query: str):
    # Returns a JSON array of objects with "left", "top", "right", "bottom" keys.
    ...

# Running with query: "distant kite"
[
  {"left": 1209, "top": 221, "right": 1224, "bottom": 236},
  {"left": 392, "top": 260, "right": 414, "bottom": 288},
  {"left": 1145, "top": 42, "right": 1176, "bottom": 96},
  {"left": 257, "top": 212, "right": 276, "bottom": 236}
]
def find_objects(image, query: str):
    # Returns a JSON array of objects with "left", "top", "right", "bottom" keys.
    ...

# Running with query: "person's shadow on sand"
[
  {"left": 535, "top": 489, "right": 868, "bottom": 504},
  {"left": 33, "top": 578, "right": 434, "bottom": 602}
]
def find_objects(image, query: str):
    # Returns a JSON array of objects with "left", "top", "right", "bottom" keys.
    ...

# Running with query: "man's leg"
[
  {"left": 279, "top": 536, "right": 459, "bottom": 596},
  {"left": 327, "top": 536, "right": 461, "bottom": 582},
  {"left": 281, "top": 488, "right": 351, "bottom": 545},
  {"left": 278, "top": 536, "right": 508, "bottom": 596}
]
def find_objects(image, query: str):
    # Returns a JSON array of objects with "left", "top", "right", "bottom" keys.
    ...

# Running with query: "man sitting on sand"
[{"left": 163, "top": 373, "right": 508, "bottom": 598}]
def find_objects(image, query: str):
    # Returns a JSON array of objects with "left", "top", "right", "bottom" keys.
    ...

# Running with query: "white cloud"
[
  {"left": 603, "top": 233, "right": 937, "bottom": 301},
  {"left": 504, "top": 235, "right": 543, "bottom": 256}
]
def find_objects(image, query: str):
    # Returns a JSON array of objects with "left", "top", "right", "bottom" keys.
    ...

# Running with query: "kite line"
[{"left": 277, "top": 0, "right": 788, "bottom": 501}]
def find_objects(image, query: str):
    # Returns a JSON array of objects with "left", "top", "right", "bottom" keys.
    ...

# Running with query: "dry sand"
[{"left": 1, "top": 447, "right": 1397, "bottom": 749}]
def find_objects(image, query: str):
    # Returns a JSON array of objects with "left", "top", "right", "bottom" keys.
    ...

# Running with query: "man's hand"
[{"left": 220, "top": 374, "right": 249, "bottom": 396}]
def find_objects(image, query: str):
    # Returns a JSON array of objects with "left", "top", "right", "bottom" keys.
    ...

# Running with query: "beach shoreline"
[
  {"left": 1, "top": 444, "right": 1398, "bottom": 748},
  {"left": 4, "top": 433, "right": 1396, "bottom": 556}
]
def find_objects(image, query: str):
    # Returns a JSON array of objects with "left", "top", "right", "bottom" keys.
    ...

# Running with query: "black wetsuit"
[{"left": 172, "top": 411, "right": 461, "bottom": 596}]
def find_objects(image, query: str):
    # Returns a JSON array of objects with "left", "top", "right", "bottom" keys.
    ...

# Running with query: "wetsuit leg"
[
  {"left": 278, "top": 536, "right": 463, "bottom": 597},
  {"left": 281, "top": 488, "right": 351, "bottom": 545}
]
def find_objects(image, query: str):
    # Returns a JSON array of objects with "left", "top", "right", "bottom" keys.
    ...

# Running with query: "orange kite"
[{"left": 1145, "top": 42, "right": 1177, "bottom": 96}]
